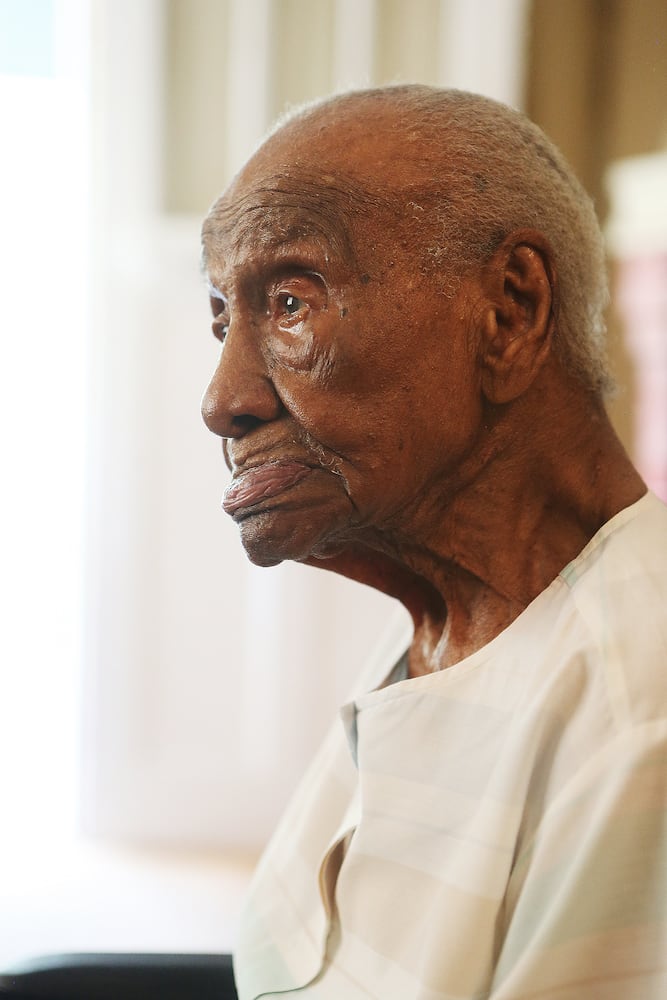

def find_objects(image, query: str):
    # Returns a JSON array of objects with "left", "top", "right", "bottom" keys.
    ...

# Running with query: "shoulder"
[
  {"left": 555, "top": 491, "right": 667, "bottom": 730},
  {"left": 560, "top": 490, "right": 667, "bottom": 603}
]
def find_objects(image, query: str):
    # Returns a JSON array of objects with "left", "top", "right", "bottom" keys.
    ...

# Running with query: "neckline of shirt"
[{"left": 351, "top": 490, "right": 655, "bottom": 707}]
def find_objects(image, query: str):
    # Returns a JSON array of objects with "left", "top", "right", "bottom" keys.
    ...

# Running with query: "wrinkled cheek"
[
  {"left": 269, "top": 332, "right": 340, "bottom": 381},
  {"left": 272, "top": 357, "right": 356, "bottom": 437}
]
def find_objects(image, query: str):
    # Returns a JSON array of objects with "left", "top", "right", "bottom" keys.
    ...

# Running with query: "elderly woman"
[{"left": 201, "top": 86, "right": 667, "bottom": 999}]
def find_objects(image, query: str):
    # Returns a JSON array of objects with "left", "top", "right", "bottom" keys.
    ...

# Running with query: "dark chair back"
[{"left": 0, "top": 952, "right": 237, "bottom": 999}]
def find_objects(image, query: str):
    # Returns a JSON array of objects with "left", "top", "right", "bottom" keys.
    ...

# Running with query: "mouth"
[{"left": 222, "top": 460, "right": 314, "bottom": 516}]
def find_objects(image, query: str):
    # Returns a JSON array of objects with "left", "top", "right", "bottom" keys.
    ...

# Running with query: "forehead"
[
  {"left": 200, "top": 105, "right": 459, "bottom": 285},
  {"left": 201, "top": 139, "right": 400, "bottom": 281},
  {"left": 204, "top": 174, "right": 351, "bottom": 261}
]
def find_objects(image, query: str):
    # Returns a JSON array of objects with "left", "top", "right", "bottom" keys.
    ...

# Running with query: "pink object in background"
[
  {"left": 606, "top": 152, "right": 667, "bottom": 503},
  {"left": 616, "top": 252, "right": 667, "bottom": 501}
]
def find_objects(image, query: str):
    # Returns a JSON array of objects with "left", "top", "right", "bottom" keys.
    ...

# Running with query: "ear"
[{"left": 479, "top": 230, "right": 558, "bottom": 404}]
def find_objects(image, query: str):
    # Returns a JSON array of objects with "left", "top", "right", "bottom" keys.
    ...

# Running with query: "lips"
[{"left": 222, "top": 460, "right": 313, "bottom": 515}]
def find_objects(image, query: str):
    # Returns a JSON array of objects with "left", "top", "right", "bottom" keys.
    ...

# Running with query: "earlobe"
[{"left": 480, "top": 232, "right": 557, "bottom": 405}]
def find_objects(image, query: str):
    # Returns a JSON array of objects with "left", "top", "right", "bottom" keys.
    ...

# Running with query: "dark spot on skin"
[
  {"left": 340, "top": 308, "right": 348, "bottom": 318},
  {"left": 473, "top": 173, "right": 488, "bottom": 193},
  {"left": 361, "top": 273, "right": 371, "bottom": 284}
]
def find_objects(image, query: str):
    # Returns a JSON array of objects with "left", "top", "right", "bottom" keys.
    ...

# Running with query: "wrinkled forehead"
[{"left": 201, "top": 163, "right": 395, "bottom": 277}]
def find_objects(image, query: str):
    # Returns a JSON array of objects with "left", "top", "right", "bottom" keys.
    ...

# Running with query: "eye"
[
  {"left": 285, "top": 294, "right": 302, "bottom": 314},
  {"left": 212, "top": 316, "right": 229, "bottom": 342},
  {"left": 269, "top": 273, "right": 327, "bottom": 330},
  {"left": 209, "top": 293, "right": 230, "bottom": 342},
  {"left": 280, "top": 293, "right": 305, "bottom": 317}
]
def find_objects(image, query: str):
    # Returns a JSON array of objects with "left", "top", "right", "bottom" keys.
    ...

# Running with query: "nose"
[{"left": 201, "top": 324, "right": 282, "bottom": 439}]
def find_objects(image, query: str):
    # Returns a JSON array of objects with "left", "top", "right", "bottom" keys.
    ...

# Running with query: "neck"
[{"left": 308, "top": 366, "right": 646, "bottom": 676}]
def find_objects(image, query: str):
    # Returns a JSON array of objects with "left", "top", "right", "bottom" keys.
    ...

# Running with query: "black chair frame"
[{"left": 0, "top": 952, "right": 237, "bottom": 999}]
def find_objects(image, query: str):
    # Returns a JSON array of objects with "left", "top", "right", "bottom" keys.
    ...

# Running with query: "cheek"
[
  {"left": 266, "top": 306, "right": 349, "bottom": 382},
  {"left": 270, "top": 334, "right": 340, "bottom": 386},
  {"left": 267, "top": 321, "right": 361, "bottom": 435}
]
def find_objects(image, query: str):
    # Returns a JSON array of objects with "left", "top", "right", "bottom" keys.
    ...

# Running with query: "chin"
[
  {"left": 236, "top": 500, "right": 351, "bottom": 568},
  {"left": 237, "top": 512, "right": 325, "bottom": 568}
]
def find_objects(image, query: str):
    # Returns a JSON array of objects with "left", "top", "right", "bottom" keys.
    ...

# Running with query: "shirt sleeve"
[{"left": 490, "top": 720, "right": 667, "bottom": 1000}]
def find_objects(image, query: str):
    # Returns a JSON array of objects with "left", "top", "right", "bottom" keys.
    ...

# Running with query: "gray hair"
[{"left": 280, "top": 85, "right": 612, "bottom": 396}]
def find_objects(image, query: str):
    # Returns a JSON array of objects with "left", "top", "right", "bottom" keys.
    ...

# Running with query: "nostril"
[
  {"left": 201, "top": 390, "right": 270, "bottom": 439},
  {"left": 230, "top": 414, "right": 265, "bottom": 435}
]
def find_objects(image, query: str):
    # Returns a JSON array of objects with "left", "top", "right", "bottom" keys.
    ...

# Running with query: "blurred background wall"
[
  {"left": 1, "top": 0, "right": 665, "bottom": 966},
  {"left": 526, "top": 0, "right": 667, "bottom": 462}
]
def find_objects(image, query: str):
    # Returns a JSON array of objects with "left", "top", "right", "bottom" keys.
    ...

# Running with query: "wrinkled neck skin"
[{"left": 305, "top": 363, "right": 646, "bottom": 677}]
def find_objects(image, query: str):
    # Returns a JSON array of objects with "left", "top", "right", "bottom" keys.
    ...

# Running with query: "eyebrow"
[{"left": 206, "top": 280, "right": 226, "bottom": 300}]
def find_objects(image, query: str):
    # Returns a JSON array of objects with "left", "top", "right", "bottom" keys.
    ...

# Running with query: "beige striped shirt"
[{"left": 235, "top": 492, "right": 667, "bottom": 998}]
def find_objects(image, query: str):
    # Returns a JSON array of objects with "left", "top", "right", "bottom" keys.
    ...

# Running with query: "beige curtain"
[{"left": 525, "top": 0, "right": 667, "bottom": 455}]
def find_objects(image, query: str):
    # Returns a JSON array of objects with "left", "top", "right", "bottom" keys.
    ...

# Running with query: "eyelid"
[
  {"left": 272, "top": 264, "right": 325, "bottom": 288},
  {"left": 209, "top": 292, "right": 229, "bottom": 319},
  {"left": 270, "top": 272, "right": 326, "bottom": 307}
]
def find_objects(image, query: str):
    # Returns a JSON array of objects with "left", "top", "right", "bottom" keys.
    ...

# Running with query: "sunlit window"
[{"left": 0, "top": 0, "right": 89, "bottom": 846}]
